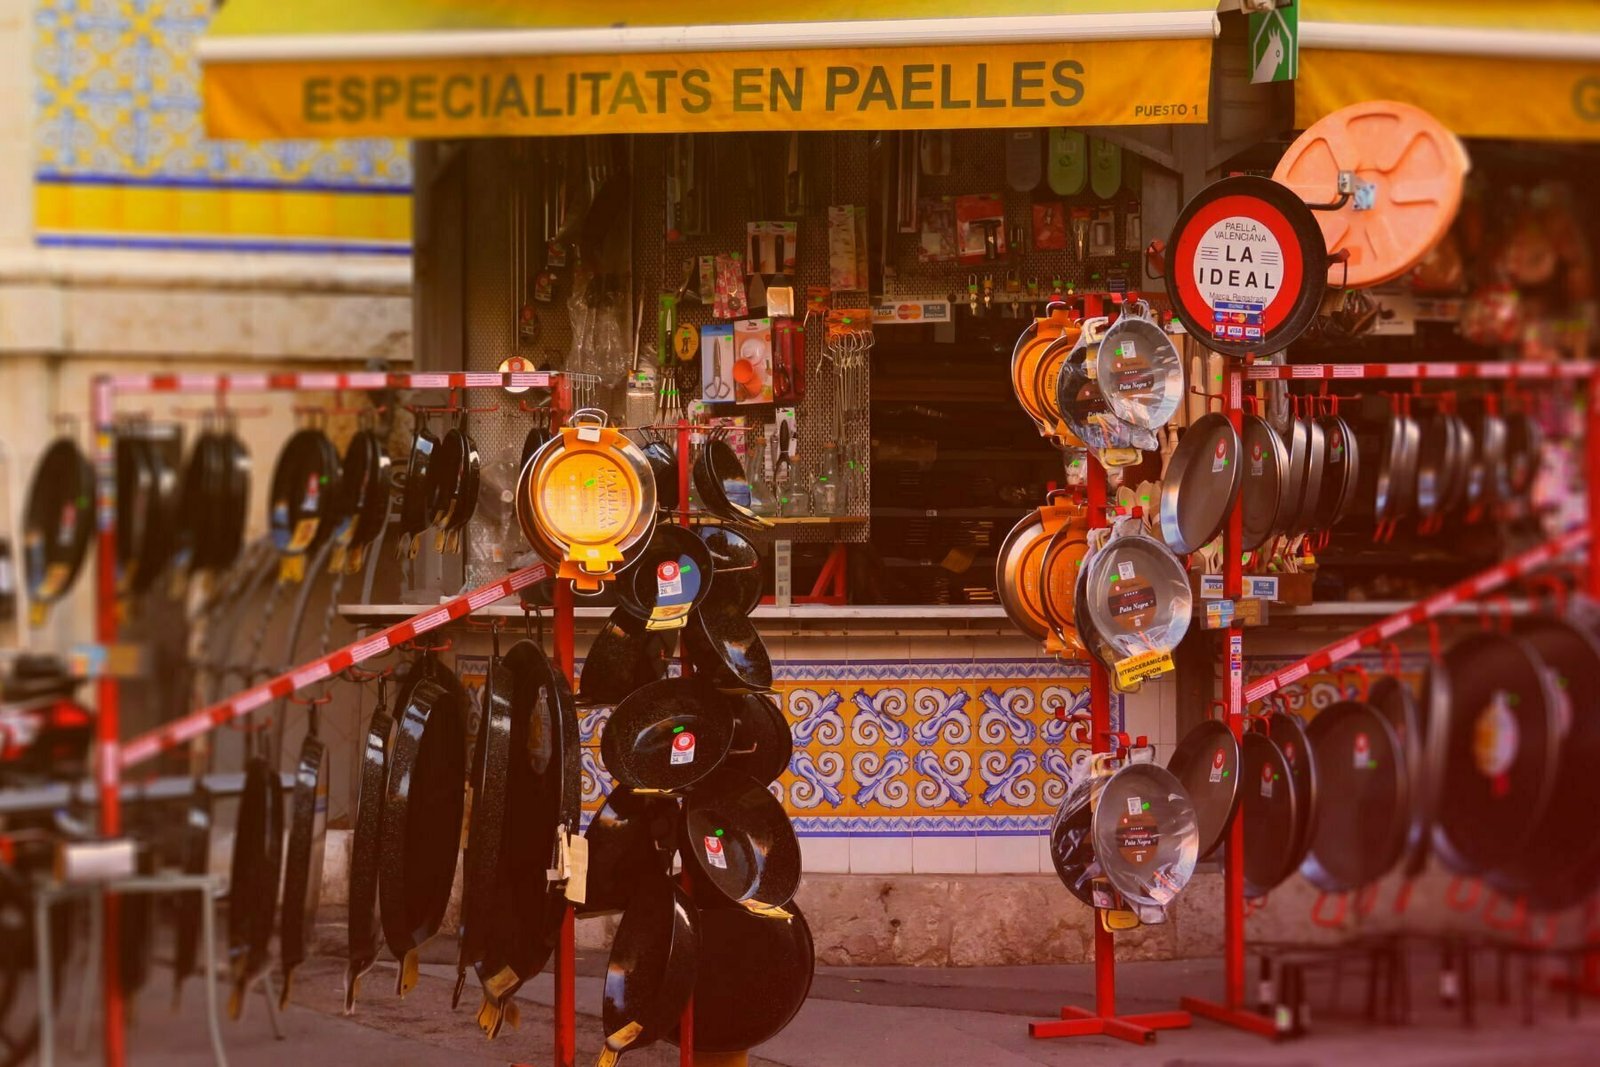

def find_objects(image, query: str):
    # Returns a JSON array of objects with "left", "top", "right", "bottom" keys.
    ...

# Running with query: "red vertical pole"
[
  {"left": 553, "top": 577, "right": 577, "bottom": 1067},
  {"left": 1222, "top": 358, "right": 1246, "bottom": 1011},
  {"left": 1085, "top": 454, "right": 1115, "bottom": 1017},
  {"left": 1588, "top": 371, "right": 1600, "bottom": 601},
  {"left": 90, "top": 376, "right": 126, "bottom": 1067},
  {"left": 676, "top": 418, "right": 696, "bottom": 1066}
]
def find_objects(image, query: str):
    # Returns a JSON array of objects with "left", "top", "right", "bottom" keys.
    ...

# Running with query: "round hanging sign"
[{"left": 1165, "top": 175, "right": 1328, "bottom": 358}]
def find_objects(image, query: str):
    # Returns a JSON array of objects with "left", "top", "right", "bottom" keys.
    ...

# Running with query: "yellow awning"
[
  {"left": 198, "top": 2, "right": 1220, "bottom": 139},
  {"left": 1297, "top": 1, "right": 1600, "bottom": 141}
]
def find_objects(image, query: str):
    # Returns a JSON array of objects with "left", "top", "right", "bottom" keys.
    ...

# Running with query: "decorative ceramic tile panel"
[
  {"left": 33, "top": 0, "right": 411, "bottom": 253},
  {"left": 1245, "top": 653, "right": 1428, "bottom": 720},
  {"left": 578, "top": 658, "right": 1120, "bottom": 838}
]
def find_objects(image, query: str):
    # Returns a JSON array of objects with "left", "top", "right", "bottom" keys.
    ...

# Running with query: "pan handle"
[
  {"left": 1334, "top": 664, "right": 1368, "bottom": 702},
  {"left": 1445, "top": 875, "right": 1482, "bottom": 913},
  {"left": 1481, "top": 890, "right": 1528, "bottom": 934},
  {"left": 1309, "top": 890, "right": 1347, "bottom": 929}
]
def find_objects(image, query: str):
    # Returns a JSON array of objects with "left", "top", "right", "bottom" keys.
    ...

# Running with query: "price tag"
[{"left": 1114, "top": 649, "right": 1175, "bottom": 689}]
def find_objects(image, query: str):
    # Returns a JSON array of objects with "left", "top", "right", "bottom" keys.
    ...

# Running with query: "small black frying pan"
[
  {"left": 682, "top": 601, "right": 774, "bottom": 693},
  {"left": 699, "top": 525, "right": 764, "bottom": 616},
  {"left": 580, "top": 607, "right": 673, "bottom": 706},
  {"left": 344, "top": 680, "right": 394, "bottom": 1013},
  {"left": 699, "top": 695, "right": 793, "bottom": 796},
  {"left": 1166, "top": 719, "right": 1241, "bottom": 861},
  {"left": 580, "top": 788, "right": 677, "bottom": 917},
  {"left": 615, "top": 523, "right": 716, "bottom": 631},
  {"left": 668, "top": 904, "right": 815, "bottom": 1055},
  {"left": 683, "top": 775, "right": 802, "bottom": 915},
  {"left": 227, "top": 754, "right": 284, "bottom": 1019},
  {"left": 601, "top": 677, "right": 736, "bottom": 793},
  {"left": 338, "top": 428, "right": 391, "bottom": 574},
  {"left": 397, "top": 424, "right": 440, "bottom": 558},
  {"left": 598, "top": 876, "right": 698, "bottom": 1067},
  {"left": 378, "top": 675, "right": 467, "bottom": 997},
  {"left": 1240, "top": 730, "right": 1299, "bottom": 898},
  {"left": 1300, "top": 701, "right": 1408, "bottom": 892},
  {"left": 22, "top": 437, "right": 94, "bottom": 616},
  {"left": 1265, "top": 710, "right": 1319, "bottom": 879}
]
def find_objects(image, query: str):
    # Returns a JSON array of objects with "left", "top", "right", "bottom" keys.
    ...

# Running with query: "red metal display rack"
[
  {"left": 88, "top": 370, "right": 581, "bottom": 1067},
  {"left": 1028, "top": 455, "right": 1192, "bottom": 1045},
  {"left": 1182, "top": 358, "right": 1599, "bottom": 1039}
]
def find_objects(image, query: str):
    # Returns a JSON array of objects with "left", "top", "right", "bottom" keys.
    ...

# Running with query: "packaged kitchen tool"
[
  {"left": 828, "top": 206, "right": 870, "bottom": 289},
  {"left": 701, "top": 324, "right": 736, "bottom": 403},
  {"left": 956, "top": 194, "right": 1007, "bottom": 264},
  {"left": 918, "top": 198, "right": 958, "bottom": 264},
  {"left": 1032, "top": 202, "right": 1067, "bottom": 252},
  {"left": 1082, "top": 517, "right": 1192, "bottom": 690},
  {"left": 1095, "top": 299, "right": 1184, "bottom": 431},
  {"left": 732, "top": 318, "right": 774, "bottom": 405}
]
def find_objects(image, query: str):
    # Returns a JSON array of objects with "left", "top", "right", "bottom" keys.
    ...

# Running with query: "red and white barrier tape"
[
  {"left": 1243, "top": 527, "right": 1589, "bottom": 706},
  {"left": 106, "top": 370, "right": 554, "bottom": 394},
  {"left": 118, "top": 562, "right": 551, "bottom": 769},
  {"left": 1245, "top": 361, "right": 1595, "bottom": 382}
]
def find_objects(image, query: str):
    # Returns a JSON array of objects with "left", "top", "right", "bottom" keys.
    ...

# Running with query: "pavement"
[{"left": 39, "top": 934, "right": 1600, "bottom": 1066}]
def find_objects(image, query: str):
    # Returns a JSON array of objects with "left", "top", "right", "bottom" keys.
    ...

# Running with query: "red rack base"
[
  {"left": 1180, "top": 997, "right": 1280, "bottom": 1038},
  {"left": 1029, "top": 1006, "right": 1191, "bottom": 1045}
]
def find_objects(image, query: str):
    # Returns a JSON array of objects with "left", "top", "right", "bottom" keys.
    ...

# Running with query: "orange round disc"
[
  {"left": 1014, "top": 523, "right": 1055, "bottom": 635},
  {"left": 1040, "top": 531, "right": 1088, "bottom": 650},
  {"left": 534, "top": 448, "right": 642, "bottom": 550},
  {"left": 1273, "top": 100, "right": 1469, "bottom": 289}
]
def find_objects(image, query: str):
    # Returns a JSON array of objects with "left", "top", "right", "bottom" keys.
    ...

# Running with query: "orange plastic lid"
[{"left": 1273, "top": 100, "right": 1469, "bottom": 289}]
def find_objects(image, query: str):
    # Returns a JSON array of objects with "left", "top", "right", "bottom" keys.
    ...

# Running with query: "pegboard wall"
[{"left": 883, "top": 128, "right": 1151, "bottom": 306}]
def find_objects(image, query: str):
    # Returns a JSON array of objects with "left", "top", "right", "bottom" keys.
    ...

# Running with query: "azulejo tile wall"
[
  {"left": 33, "top": 0, "right": 411, "bottom": 253},
  {"left": 578, "top": 658, "right": 1122, "bottom": 839}
]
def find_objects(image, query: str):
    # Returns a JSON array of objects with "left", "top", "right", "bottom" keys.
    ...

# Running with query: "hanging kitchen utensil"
[
  {"left": 1240, "top": 730, "right": 1300, "bottom": 898},
  {"left": 1277, "top": 416, "right": 1311, "bottom": 540},
  {"left": 1468, "top": 405, "right": 1508, "bottom": 510},
  {"left": 997, "top": 510, "right": 1051, "bottom": 643},
  {"left": 699, "top": 525, "right": 763, "bottom": 616},
  {"left": 1297, "top": 417, "right": 1328, "bottom": 537},
  {"left": 1005, "top": 128, "right": 1042, "bottom": 191},
  {"left": 114, "top": 431, "right": 155, "bottom": 597},
  {"left": 523, "top": 409, "right": 657, "bottom": 590},
  {"left": 614, "top": 523, "right": 715, "bottom": 632},
  {"left": 1265, "top": 710, "right": 1319, "bottom": 877},
  {"left": 1010, "top": 306, "right": 1080, "bottom": 438},
  {"left": 1055, "top": 319, "right": 1155, "bottom": 462},
  {"left": 1158, "top": 412, "right": 1242, "bottom": 554},
  {"left": 693, "top": 434, "right": 772, "bottom": 529},
  {"left": 1047, "top": 128, "right": 1087, "bottom": 196},
  {"left": 475, "top": 639, "right": 580, "bottom": 1037},
  {"left": 698, "top": 695, "right": 792, "bottom": 797},
  {"left": 1273, "top": 100, "right": 1470, "bottom": 289},
  {"left": 601, "top": 676, "right": 737, "bottom": 794},
  {"left": 1366, "top": 674, "right": 1427, "bottom": 876},
  {"left": 641, "top": 439, "right": 679, "bottom": 508},
  {"left": 344, "top": 678, "right": 394, "bottom": 1013},
  {"left": 269, "top": 426, "right": 344, "bottom": 580},
  {"left": 335, "top": 427, "right": 390, "bottom": 575},
  {"left": 1301, "top": 701, "right": 1409, "bottom": 892},
  {"left": 581, "top": 787, "right": 677, "bottom": 916},
  {"left": 668, "top": 904, "right": 814, "bottom": 1055},
  {"left": 1438, "top": 413, "right": 1473, "bottom": 517},
  {"left": 426, "top": 423, "right": 480, "bottom": 555},
  {"left": 397, "top": 422, "right": 439, "bottom": 559},
  {"left": 598, "top": 875, "right": 698, "bottom": 1067},
  {"left": 580, "top": 607, "right": 674, "bottom": 706},
  {"left": 1312, "top": 412, "right": 1360, "bottom": 531},
  {"left": 682, "top": 600, "right": 774, "bottom": 693},
  {"left": 1167, "top": 719, "right": 1241, "bottom": 861},
  {"left": 1049, "top": 756, "right": 1199, "bottom": 910},
  {"left": 227, "top": 753, "right": 284, "bottom": 1019},
  {"left": 1374, "top": 411, "right": 1421, "bottom": 527},
  {"left": 1240, "top": 414, "right": 1289, "bottom": 552},
  {"left": 1095, "top": 301, "right": 1183, "bottom": 431},
  {"left": 683, "top": 774, "right": 802, "bottom": 915},
  {"left": 1084, "top": 522, "right": 1192, "bottom": 690},
  {"left": 1412, "top": 412, "right": 1454, "bottom": 525},
  {"left": 456, "top": 640, "right": 512, "bottom": 1008},
  {"left": 277, "top": 697, "right": 329, "bottom": 1007},
  {"left": 1503, "top": 410, "right": 1542, "bottom": 498},
  {"left": 1428, "top": 631, "right": 1559, "bottom": 878},
  {"left": 22, "top": 437, "right": 93, "bottom": 623},
  {"left": 1039, "top": 522, "right": 1090, "bottom": 658},
  {"left": 1503, "top": 613, "right": 1600, "bottom": 910},
  {"left": 1091, "top": 758, "right": 1199, "bottom": 908},
  {"left": 378, "top": 674, "right": 467, "bottom": 997},
  {"left": 1089, "top": 137, "right": 1122, "bottom": 200},
  {"left": 1165, "top": 175, "right": 1329, "bottom": 357}
]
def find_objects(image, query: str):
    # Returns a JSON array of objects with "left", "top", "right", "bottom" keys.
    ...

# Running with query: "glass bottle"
[{"left": 815, "top": 440, "right": 845, "bottom": 516}]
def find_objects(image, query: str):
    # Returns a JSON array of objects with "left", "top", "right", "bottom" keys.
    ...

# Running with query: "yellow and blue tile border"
[
  {"left": 33, "top": 1, "right": 411, "bottom": 255},
  {"left": 579, "top": 658, "right": 1120, "bottom": 839}
]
